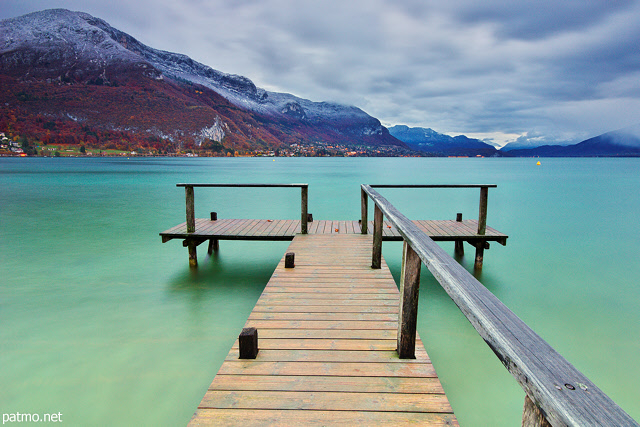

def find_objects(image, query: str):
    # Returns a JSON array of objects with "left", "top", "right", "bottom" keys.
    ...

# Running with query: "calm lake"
[{"left": 1, "top": 157, "right": 639, "bottom": 425}]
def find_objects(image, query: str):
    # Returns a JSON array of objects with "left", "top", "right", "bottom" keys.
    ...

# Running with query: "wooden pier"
[
  {"left": 160, "top": 184, "right": 638, "bottom": 426},
  {"left": 188, "top": 234, "right": 457, "bottom": 426},
  {"left": 160, "top": 184, "right": 507, "bottom": 268}
]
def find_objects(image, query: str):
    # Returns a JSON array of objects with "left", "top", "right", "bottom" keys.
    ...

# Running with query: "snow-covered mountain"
[{"left": 0, "top": 9, "right": 404, "bottom": 150}]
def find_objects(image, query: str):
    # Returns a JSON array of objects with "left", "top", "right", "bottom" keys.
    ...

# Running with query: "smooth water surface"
[{"left": 1, "top": 157, "right": 639, "bottom": 425}]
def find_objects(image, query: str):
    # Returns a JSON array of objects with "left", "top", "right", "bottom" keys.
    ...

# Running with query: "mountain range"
[
  {"left": 0, "top": 9, "right": 406, "bottom": 155},
  {"left": 388, "top": 125, "right": 498, "bottom": 156},
  {"left": 1, "top": 9, "right": 638, "bottom": 157},
  {"left": 504, "top": 124, "right": 640, "bottom": 157}
]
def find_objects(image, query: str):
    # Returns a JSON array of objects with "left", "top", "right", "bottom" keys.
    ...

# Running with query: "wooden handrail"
[
  {"left": 177, "top": 183, "right": 309, "bottom": 188},
  {"left": 361, "top": 184, "right": 638, "bottom": 427},
  {"left": 369, "top": 184, "right": 497, "bottom": 188},
  {"left": 363, "top": 184, "right": 492, "bottom": 269},
  {"left": 178, "top": 183, "right": 309, "bottom": 234}
]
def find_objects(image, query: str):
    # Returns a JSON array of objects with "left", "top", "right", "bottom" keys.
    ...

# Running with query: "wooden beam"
[
  {"left": 455, "top": 213, "right": 464, "bottom": 256},
  {"left": 522, "top": 395, "right": 552, "bottom": 427},
  {"left": 182, "top": 238, "right": 207, "bottom": 247},
  {"left": 397, "top": 241, "right": 421, "bottom": 359},
  {"left": 188, "top": 242, "right": 197, "bottom": 268},
  {"left": 361, "top": 188, "right": 368, "bottom": 234},
  {"left": 474, "top": 242, "right": 484, "bottom": 270},
  {"left": 477, "top": 186, "right": 488, "bottom": 235},
  {"left": 301, "top": 186, "right": 308, "bottom": 234},
  {"left": 372, "top": 204, "right": 383, "bottom": 269},
  {"left": 208, "top": 239, "right": 219, "bottom": 255},
  {"left": 185, "top": 185, "right": 195, "bottom": 233}
]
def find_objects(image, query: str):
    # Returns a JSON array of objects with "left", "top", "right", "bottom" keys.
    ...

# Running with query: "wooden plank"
[
  {"left": 188, "top": 233, "right": 457, "bottom": 426},
  {"left": 263, "top": 286, "right": 397, "bottom": 294},
  {"left": 225, "top": 348, "right": 431, "bottom": 363},
  {"left": 216, "top": 361, "right": 438, "bottom": 377},
  {"left": 161, "top": 218, "right": 507, "bottom": 240},
  {"left": 189, "top": 409, "right": 458, "bottom": 427},
  {"left": 276, "top": 220, "right": 297, "bottom": 237},
  {"left": 199, "top": 390, "right": 451, "bottom": 412},
  {"left": 254, "top": 299, "right": 398, "bottom": 306},
  {"left": 270, "top": 219, "right": 292, "bottom": 237},
  {"left": 258, "top": 292, "right": 397, "bottom": 300},
  {"left": 256, "top": 329, "right": 397, "bottom": 340},
  {"left": 208, "top": 375, "right": 444, "bottom": 394},
  {"left": 244, "top": 320, "right": 398, "bottom": 330}
]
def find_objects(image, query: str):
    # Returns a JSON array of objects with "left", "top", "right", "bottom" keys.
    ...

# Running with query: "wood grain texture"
[
  {"left": 361, "top": 184, "right": 638, "bottom": 427},
  {"left": 160, "top": 218, "right": 507, "bottom": 243},
  {"left": 189, "top": 409, "right": 459, "bottom": 427},
  {"left": 188, "top": 234, "right": 456, "bottom": 426}
]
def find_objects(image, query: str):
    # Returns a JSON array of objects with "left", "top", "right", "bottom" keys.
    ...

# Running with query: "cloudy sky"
[{"left": 3, "top": 1, "right": 640, "bottom": 146}]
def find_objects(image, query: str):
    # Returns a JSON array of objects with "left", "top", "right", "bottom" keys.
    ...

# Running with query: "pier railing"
[
  {"left": 361, "top": 184, "right": 494, "bottom": 269},
  {"left": 360, "top": 184, "right": 638, "bottom": 427},
  {"left": 177, "top": 183, "right": 309, "bottom": 234}
]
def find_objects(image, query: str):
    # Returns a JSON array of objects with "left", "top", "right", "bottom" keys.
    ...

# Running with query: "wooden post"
[
  {"left": 477, "top": 186, "right": 488, "bottom": 235},
  {"left": 475, "top": 187, "right": 488, "bottom": 269},
  {"left": 361, "top": 188, "right": 368, "bottom": 234},
  {"left": 455, "top": 213, "right": 464, "bottom": 256},
  {"left": 301, "top": 186, "right": 308, "bottom": 234},
  {"left": 474, "top": 243, "right": 484, "bottom": 269},
  {"left": 285, "top": 252, "right": 295, "bottom": 268},
  {"left": 188, "top": 241, "right": 197, "bottom": 268},
  {"left": 522, "top": 395, "right": 552, "bottom": 427},
  {"left": 397, "top": 241, "right": 421, "bottom": 359},
  {"left": 185, "top": 185, "right": 195, "bottom": 233},
  {"left": 372, "top": 204, "right": 383, "bottom": 269},
  {"left": 208, "top": 212, "right": 219, "bottom": 254},
  {"left": 239, "top": 327, "right": 258, "bottom": 359}
]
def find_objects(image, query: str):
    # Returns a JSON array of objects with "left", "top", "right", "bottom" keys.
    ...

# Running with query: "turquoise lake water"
[{"left": 1, "top": 157, "right": 639, "bottom": 425}]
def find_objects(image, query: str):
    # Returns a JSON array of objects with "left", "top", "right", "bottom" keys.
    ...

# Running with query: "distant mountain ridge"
[
  {"left": 0, "top": 9, "right": 406, "bottom": 153},
  {"left": 388, "top": 125, "right": 498, "bottom": 156},
  {"left": 506, "top": 124, "right": 640, "bottom": 157}
]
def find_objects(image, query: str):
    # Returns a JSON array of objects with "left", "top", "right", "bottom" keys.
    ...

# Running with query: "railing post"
[
  {"left": 361, "top": 188, "right": 368, "bottom": 234},
  {"left": 477, "top": 186, "right": 488, "bottom": 235},
  {"left": 301, "top": 185, "right": 308, "bottom": 234},
  {"left": 455, "top": 212, "right": 464, "bottom": 256},
  {"left": 522, "top": 395, "right": 552, "bottom": 427},
  {"left": 185, "top": 185, "right": 195, "bottom": 233},
  {"left": 397, "top": 241, "right": 421, "bottom": 359},
  {"left": 475, "top": 187, "right": 488, "bottom": 269},
  {"left": 372, "top": 204, "right": 383, "bottom": 269}
]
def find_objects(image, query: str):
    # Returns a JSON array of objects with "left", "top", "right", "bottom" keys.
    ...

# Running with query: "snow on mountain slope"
[{"left": 0, "top": 9, "right": 386, "bottom": 137}]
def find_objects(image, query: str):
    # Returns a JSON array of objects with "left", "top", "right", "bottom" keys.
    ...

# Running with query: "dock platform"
[
  {"left": 188, "top": 234, "right": 458, "bottom": 426},
  {"left": 162, "top": 184, "right": 638, "bottom": 426},
  {"left": 160, "top": 218, "right": 508, "bottom": 243}
]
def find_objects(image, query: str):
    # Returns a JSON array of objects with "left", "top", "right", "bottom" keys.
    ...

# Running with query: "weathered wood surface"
[
  {"left": 397, "top": 241, "right": 422, "bottom": 359},
  {"left": 160, "top": 218, "right": 507, "bottom": 243},
  {"left": 361, "top": 184, "right": 639, "bottom": 427},
  {"left": 188, "top": 234, "right": 457, "bottom": 426}
]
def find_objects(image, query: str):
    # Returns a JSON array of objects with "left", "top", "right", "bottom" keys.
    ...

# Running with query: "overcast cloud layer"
[{"left": 3, "top": 0, "right": 640, "bottom": 146}]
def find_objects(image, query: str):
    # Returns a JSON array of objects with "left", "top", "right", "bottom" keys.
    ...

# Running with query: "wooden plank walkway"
[
  {"left": 161, "top": 218, "right": 507, "bottom": 244},
  {"left": 188, "top": 234, "right": 458, "bottom": 426}
]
